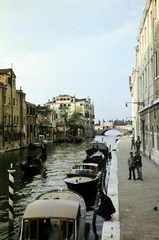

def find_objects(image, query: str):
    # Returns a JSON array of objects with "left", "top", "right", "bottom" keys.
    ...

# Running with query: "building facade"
[
  {"left": 130, "top": 0, "right": 159, "bottom": 165},
  {"left": 0, "top": 69, "right": 55, "bottom": 151},
  {"left": 0, "top": 68, "right": 26, "bottom": 151},
  {"left": 0, "top": 69, "right": 95, "bottom": 150},
  {"left": 45, "top": 94, "right": 95, "bottom": 137}
]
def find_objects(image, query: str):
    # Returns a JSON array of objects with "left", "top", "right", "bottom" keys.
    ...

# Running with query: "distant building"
[
  {"left": 94, "top": 121, "right": 113, "bottom": 131},
  {"left": 44, "top": 94, "right": 95, "bottom": 137},
  {"left": 26, "top": 101, "right": 37, "bottom": 145}
]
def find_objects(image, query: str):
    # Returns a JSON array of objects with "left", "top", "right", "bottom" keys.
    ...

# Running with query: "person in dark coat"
[
  {"left": 134, "top": 151, "right": 143, "bottom": 180},
  {"left": 127, "top": 151, "right": 136, "bottom": 180},
  {"left": 131, "top": 136, "right": 135, "bottom": 150},
  {"left": 41, "top": 143, "right": 47, "bottom": 162},
  {"left": 94, "top": 190, "right": 116, "bottom": 221},
  {"left": 135, "top": 136, "right": 141, "bottom": 153}
]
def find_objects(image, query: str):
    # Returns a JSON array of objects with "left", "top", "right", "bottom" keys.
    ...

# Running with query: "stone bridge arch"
[{"left": 94, "top": 127, "right": 126, "bottom": 136}]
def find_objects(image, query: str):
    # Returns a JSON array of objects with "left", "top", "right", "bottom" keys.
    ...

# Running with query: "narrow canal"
[{"left": 0, "top": 130, "right": 120, "bottom": 240}]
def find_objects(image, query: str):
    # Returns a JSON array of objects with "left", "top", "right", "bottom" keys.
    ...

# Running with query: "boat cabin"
[
  {"left": 86, "top": 141, "right": 108, "bottom": 156},
  {"left": 67, "top": 163, "right": 100, "bottom": 178},
  {"left": 18, "top": 199, "right": 80, "bottom": 240}
]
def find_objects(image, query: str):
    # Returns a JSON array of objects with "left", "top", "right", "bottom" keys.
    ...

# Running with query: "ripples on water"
[{"left": 0, "top": 130, "right": 120, "bottom": 240}]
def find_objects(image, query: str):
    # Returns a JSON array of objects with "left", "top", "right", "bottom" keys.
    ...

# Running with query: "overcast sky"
[{"left": 0, "top": 0, "right": 146, "bottom": 123}]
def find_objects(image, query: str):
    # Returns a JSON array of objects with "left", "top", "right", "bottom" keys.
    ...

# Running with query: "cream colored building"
[
  {"left": 44, "top": 94, "right": 95, "bottom": 137},
  {"left": 129, "top": 0, "right": 159, "bottom": 165}
]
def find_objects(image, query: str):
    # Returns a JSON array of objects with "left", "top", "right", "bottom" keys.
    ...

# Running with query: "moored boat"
[
  {"left": 64, "top": 163, "right": 101, "bottom": 206},
  {"left": 84, "top": 141, "right": 109, "bottom": 170},
  {"left": 17, "top": 189, "right": 86, "bottom": 240},
  {"left": 86, "top": 141, "right": 108, "bottom": 158},
  {"left": 67, "top": 163, "right": 101, "bottom": 178}
]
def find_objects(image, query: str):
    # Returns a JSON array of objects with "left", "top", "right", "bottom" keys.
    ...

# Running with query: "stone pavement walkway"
[{"left": 102, "top": 136, "right": 159, "bottom": 240}]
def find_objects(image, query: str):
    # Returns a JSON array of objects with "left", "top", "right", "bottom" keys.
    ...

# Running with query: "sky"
[{"left": 0, "top": 0, "right": 147, "bottom": 123}]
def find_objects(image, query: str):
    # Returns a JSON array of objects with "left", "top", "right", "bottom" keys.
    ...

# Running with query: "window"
[
  {"left": 30, "top": 107, "right": 33, "bottom": 115},
  {"left": 155, "top": 51, "right": 158, "bottom": 78},
  {"left": 8, "top": 76, "right": 12, "bottom": 85},
  {"left": 8, "top": 96, "right": 11, "bottom": 104},
  {"left": 27, "top": 125, "right": 29, "bottom": 137},
  {"left": 4, "top": 115, "right": 6, "bottom": 124},
  {"left": 13, "top": 78, "right": 15, "bottom": 87},
  {"left": 34, "top": 125, "right": 36, "bottom": 137},
  {"left": 16, "top": 99, "right": 18, "bottom": 106},
  {"left": 27, "top": 106, "right": 29, "bottom": 115},
  {"left": 152, "top": 125, "right": 154, "bottom": 148},
  {"left": 4, "top": 96, "right": 6, "bottom": 104}
]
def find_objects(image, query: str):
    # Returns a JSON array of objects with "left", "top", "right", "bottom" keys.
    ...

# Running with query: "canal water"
[{"left": 0, "top": 130, "right": 120, "bottom": 240}]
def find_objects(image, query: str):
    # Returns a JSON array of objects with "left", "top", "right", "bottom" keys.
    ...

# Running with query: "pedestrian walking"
[
  {"left": 127, "top": 152, "right": 136, "bottom": 180},
  {"left": 135, "top": 136, "right": 141, "bottom": 153},
  {"left": 134, "top": 151, "right": 143, "bottom": 180},
  {"left": 131, "top": 136, "right": 135, "bottom": 149},
  {"left": 94, "top": 190, "right": 116, "bottom": 221}
]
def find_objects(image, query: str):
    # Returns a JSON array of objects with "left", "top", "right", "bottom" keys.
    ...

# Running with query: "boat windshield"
[
  {"left": 70, "top": 169, "right": 96, "bottom": 176},
  {"left": 89, "top": 142, "right": 106, "bottom": 150},
  {"left": 22, "top": 218, "right": 76, "bottom": 240}
]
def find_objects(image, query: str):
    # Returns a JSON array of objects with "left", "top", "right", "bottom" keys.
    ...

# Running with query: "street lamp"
[{"left": 125, "top": 102, "right": 144, "bottom": 107}]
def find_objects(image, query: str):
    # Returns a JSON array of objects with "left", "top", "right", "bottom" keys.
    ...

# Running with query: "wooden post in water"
[{"left": 8, "top": 163, "right": 16, "bottom": 226}]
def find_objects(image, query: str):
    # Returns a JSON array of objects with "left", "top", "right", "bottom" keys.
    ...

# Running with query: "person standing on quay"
[
  {"left": 135, "top": 136, "right": 141, "bottom": 153},
  {"left": 127, "top": 152, "right": 136, "bottom": 180},
  {"left": 134, "top": 151, "right": 143, "bottom": 180},
  {"left": 131, "top": 136, "right": 135, "bottom": 150}
]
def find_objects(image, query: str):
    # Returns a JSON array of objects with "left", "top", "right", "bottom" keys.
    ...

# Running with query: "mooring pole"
[{"left": 8, "top": 163, "right": 16, "bottom": 225}]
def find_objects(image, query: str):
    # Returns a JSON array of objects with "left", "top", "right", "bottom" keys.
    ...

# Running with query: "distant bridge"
[{"left": 94, "top": 127, "right": 129, "bottom": 136}]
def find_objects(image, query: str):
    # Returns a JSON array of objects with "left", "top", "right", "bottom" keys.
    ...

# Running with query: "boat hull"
[
  {"left": 20, "top": 154, "right": 47, "bottom": 175},
  {"left": 86, "top": 141, "right": 108, "bottom": 158},
  {"left": 64, "top": 176, "right": 99, "bottom": 206},
  {"left": 20, "top": 162, "right": 42, "bottom": 174}
]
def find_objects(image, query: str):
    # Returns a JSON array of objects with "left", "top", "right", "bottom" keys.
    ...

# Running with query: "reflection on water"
[{"left": 0, "top": 131, "right": 120, "bottom": 240}]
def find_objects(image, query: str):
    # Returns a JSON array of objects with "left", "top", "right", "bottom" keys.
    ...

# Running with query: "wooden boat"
[
  {"left": 20, "top": 145, "right": 47, "bottom": 174},
  {"left": 86, "top": 141, "right": 108, "bottom": 158},
  {"left": 17, "top": 189, "right": 86, "bottom": 240},
  {"left": 84, "top": 141, "right": 109, "bottom": 170},
  {"left": 64, "top": 163, "right": 101, "bottom": 206}
]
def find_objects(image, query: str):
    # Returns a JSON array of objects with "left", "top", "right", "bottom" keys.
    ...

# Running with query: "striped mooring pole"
[{"left": 7, "top": 163, "right": 16, "bottom": 225}]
